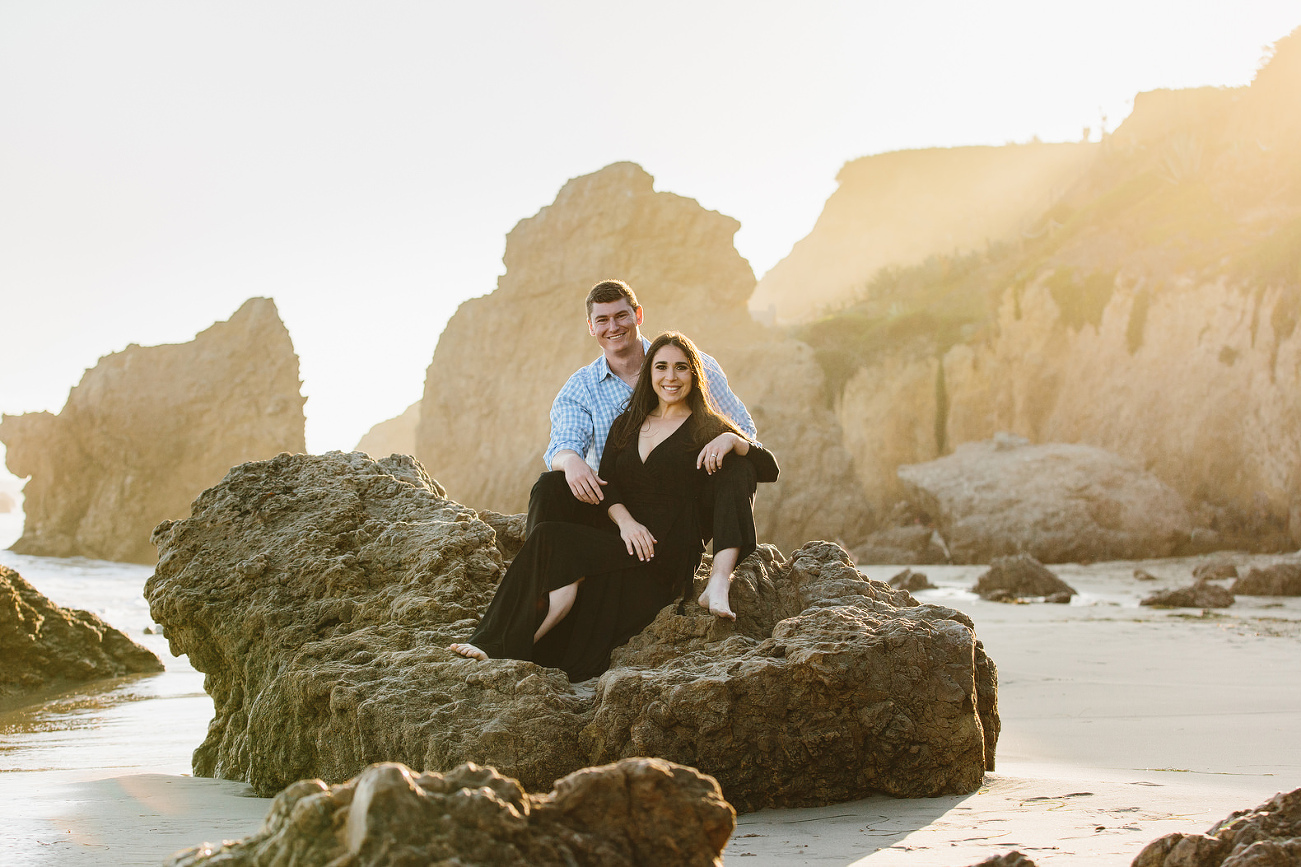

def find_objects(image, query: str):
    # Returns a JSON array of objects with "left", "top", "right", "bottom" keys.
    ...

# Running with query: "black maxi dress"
[{"left": 467, "top": 416, "right": 779, "bottom": 682}]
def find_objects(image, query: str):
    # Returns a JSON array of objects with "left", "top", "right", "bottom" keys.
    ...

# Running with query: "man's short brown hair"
[{"left": 586, "top": 279, "right": 639, "bottom": 318}]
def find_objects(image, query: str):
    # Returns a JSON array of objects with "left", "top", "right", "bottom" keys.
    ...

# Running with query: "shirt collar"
[{"left": 596, "top": 335, "right": 651, "bottom": 382}]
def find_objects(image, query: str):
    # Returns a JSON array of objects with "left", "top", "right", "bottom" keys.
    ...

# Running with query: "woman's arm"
[{"left": 697, "top": 433, "right": 779, "bottom": 483}]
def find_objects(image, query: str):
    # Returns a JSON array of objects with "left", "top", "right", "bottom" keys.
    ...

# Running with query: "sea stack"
[
  {"left": 414, "top": 161, "right": 874, "bottom": 552},
  {"left": 0, "top": 297, "right": 306, "bottom": 564}
]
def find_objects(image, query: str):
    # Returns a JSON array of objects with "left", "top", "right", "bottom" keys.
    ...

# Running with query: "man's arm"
[
  {"left": 544, "top": 374, "right": 607, "bottom": 504},
  {"left": 700, "top": 353, "right": 758, "bottom": 440}
]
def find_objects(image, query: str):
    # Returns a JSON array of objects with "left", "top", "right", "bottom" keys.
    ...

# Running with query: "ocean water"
[{"left": 0, "top": 508, "right": 214, "bottom": 780}]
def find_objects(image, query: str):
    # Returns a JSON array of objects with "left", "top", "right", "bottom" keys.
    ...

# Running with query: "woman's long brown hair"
[{"left": 608, "top": 331, "right": 741, "bottom": 451}]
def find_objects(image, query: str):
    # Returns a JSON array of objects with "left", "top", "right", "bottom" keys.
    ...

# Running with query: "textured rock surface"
[
  {"left": 167, "top": 758, "right": 734, "bottom": 867},
  {"left": 752, "top": 143, "right": 1096, "bottom": 323},
  {"left": 1, "top": 564, "right": 163, "bottom": 701},
  {"left": 973, "top": 556, "right": 1076, "bottom": 603},
  {"left": 899, "top": 435, "right": 1193, "bottom": 564},
  {"left": 1132, "top": 787, "right": 1301, "bottom": 867},
  {"left": 146, "top": 451, "right": 998, "bottom": 809},
  {"left": 1232, "top": 563, "right": 1301, "bottom": 596},
  {"left": 1141, "top": 580, "right": 1235, "bottom": 609},
  {"left": 1, "top": 298, "right": 305, "bottom": 563},
  {"left": 414, "top": 161, "right": 874, "bottom": 553},
  {"left": 354, "top": 401, "right": 419, "bottom": 458}
]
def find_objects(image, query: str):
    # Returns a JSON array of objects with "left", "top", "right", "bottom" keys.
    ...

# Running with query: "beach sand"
[{"left": 2, "top": 553, "right": 1298, "bottom": 866}]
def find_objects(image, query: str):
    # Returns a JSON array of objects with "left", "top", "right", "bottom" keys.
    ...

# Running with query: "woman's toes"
[{"left": 449, "top": 643, "right": 488, "bottom": 661}]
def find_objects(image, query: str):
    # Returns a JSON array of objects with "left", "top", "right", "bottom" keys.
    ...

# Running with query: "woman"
[{"left": 449, "top": 332, "right": 778, "bottom": 682}]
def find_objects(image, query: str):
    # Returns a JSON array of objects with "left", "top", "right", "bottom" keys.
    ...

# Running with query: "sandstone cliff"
[
  {"left": 1, "top": 563, "right": 163, "bottom": 701},
  {"left": 354, "top": 401, "right": 418, "bottom": 457},
  {"left": 803, "top": 28, "right": 1301, "bottom": 548},
  {"left": 416, "top": 162, "right": 873, "bottom": 552},
  {"left": 752, "top": 142, "right": 1097, "bottom": 323},
  {"left": 0, "top": 298, "right": 306, "bottom": 563}
]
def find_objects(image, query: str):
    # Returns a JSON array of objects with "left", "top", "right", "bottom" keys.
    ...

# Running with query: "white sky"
[{"left": 2, "top": 1, "right": 1298, "bottom": 461}]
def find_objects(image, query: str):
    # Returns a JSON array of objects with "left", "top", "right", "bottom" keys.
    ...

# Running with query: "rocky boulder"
[
  {"left": 167, "top": 758, "right": 734, "bottom": 867},
  {"left": 898, "top": 435, "right": 1193, "bottom": 564},
  {"left": 1, "top": 564, "right": 163, "bottom": 700},
  {"left": 1231, "top": 563, "right": 1301, "bottom": 596},
  {"left": 1133, "top": 787, "right": 1301, "bottom": 867},
  {"left": 1, "top": 298, "right": 305, "bottom": 563},
  {"left": 1141, "top": 580, "right": 1235, "bottom": 609},
  {"left": 145, "top": 451, "right": 998, "bottom": 809},
  {"left": 887, "top": 569, "right": 936, "bottom": 592},
  {"left": 973, "top": 555, "right": 1076, "bottom": 603},
  {"left": 414, "top": 161, "right": 873, "bottom": 554}
]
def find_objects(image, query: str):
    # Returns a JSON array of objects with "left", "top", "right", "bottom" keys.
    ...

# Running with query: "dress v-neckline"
[{"left": 638, "top": 414, "right": 690, "bottom": 464}]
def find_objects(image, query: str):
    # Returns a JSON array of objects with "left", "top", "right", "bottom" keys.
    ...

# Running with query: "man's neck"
[{"left": 605, "top": 342, "right": 645, "bottom": 384}]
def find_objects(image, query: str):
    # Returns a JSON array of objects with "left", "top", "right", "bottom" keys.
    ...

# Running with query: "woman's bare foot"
[
  {"left": 697, "top": 574, "right": 736, "bottom": 620},
  {"left": 449, "top": 643, "right": 488, "bottom": 661}
]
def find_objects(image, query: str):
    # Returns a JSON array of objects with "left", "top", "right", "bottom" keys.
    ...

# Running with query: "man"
[{"left": 528, "top": 279, "right": 759, "bottom": 535}]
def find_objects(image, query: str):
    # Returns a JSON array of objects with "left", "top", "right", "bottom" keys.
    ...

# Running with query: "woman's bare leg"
[
  {"left": 534, "top": 578, "right": 582, "bottom": 642},
  {"left": 698, "top": 547, "right": 739, "bottom": 620}
]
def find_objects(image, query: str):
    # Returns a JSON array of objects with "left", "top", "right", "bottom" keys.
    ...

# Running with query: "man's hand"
[
  {"left": 555, "top": 451, "right": 607, "bottom": 504},
  {"left": 697, "top": 432, "right": 750, "bottom": 474}
]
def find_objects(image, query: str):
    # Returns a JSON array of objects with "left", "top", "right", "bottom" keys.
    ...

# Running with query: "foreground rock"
[
  {"left": 1, "top": 564, "right": 163, "bottom": 700},
  {"left": 146, "top": 451, "right": 998, "bottom": 809},
  {"left": 1141, "top": 580, "right": 1235, "bottom": 609},
  {"left": 1232, "top": 563, "right": 1301, "bottom": 596},
  {"left": 414, "top": 161, "right": 873, "bottom": 554},
  {"left": 973, "top": 555, "right": 1076, "bottom": 603},
  {"left": 1, "top": 298, "right": 305, "bottom": 563},
  {"left": 899, "top": 435, "right": 1193, "bottom": 564},
  {"left": 1133, "top": 787, "right": 1301, "bottom": 867},
  {"left": 167, "top": 758, "right": 733, "bottom": 867}
]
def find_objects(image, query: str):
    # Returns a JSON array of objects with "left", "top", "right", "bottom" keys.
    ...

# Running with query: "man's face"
[{"left": 587, "top": 299, "right": 643, "bottom": 354}]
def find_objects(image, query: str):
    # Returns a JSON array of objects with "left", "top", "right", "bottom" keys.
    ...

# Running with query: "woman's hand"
[
  {"left": 620, "top": 520, "right": 657, "bottom": 561},
  {"left": 697, "top": 432, "right": 750, "bottom": 474},
  {"left": 608, "top": 503, "right": 656, "bottom": 560}
]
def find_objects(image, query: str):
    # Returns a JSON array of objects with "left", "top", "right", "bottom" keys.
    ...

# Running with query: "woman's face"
[{"left": 651, "top": 344, "right": 693, "bottom": 409}]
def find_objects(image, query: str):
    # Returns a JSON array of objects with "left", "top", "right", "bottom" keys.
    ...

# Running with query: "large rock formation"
[
  {"left": 1, "top": 564, "right": 163, "bottom": 700},
  {"left": 898, "top": 436, "right": 1193, "bottom": 563},
  {"left": 145, "top": 451, "right": 998, "bottom": 809},
  {"left": 794, "top": 28, "right": 1301, "bottom": 547},
  {"left": 0, "top": 298, "right": 306, "bottom": 564},
  {"left": 415, "top": 161, "right": 873, "bottom": 553},
  {"left": 167, "top": 758, "right": 734, "bottom": 867},
  {"left": 752, "top": 142, "right": 1098, "bottom": 323},
  {"left": 1133, "top": 787, "right": 1301, "bottom": 867}
]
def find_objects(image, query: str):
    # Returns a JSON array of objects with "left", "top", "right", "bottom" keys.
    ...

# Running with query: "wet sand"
[{"left": 2, "top": 552, "right": 1299, "bottom": 865}]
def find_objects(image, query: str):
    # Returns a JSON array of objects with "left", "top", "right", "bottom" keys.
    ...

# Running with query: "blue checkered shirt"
[{"left": 544, "top": 336, "right": 758, "bottom": 470}]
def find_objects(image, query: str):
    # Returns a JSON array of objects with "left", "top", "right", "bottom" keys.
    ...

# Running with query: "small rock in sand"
[
  {"left": 973, "top": 555, "right": 1076, "bottom": 603},
  {"left": 1141, "top": 579, "right": 1234, "bottom": 609}
]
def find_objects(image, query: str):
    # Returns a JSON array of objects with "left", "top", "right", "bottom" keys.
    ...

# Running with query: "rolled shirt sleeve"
[{"left": 544, "top": 372, "right": 596, "bottom": 470}]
